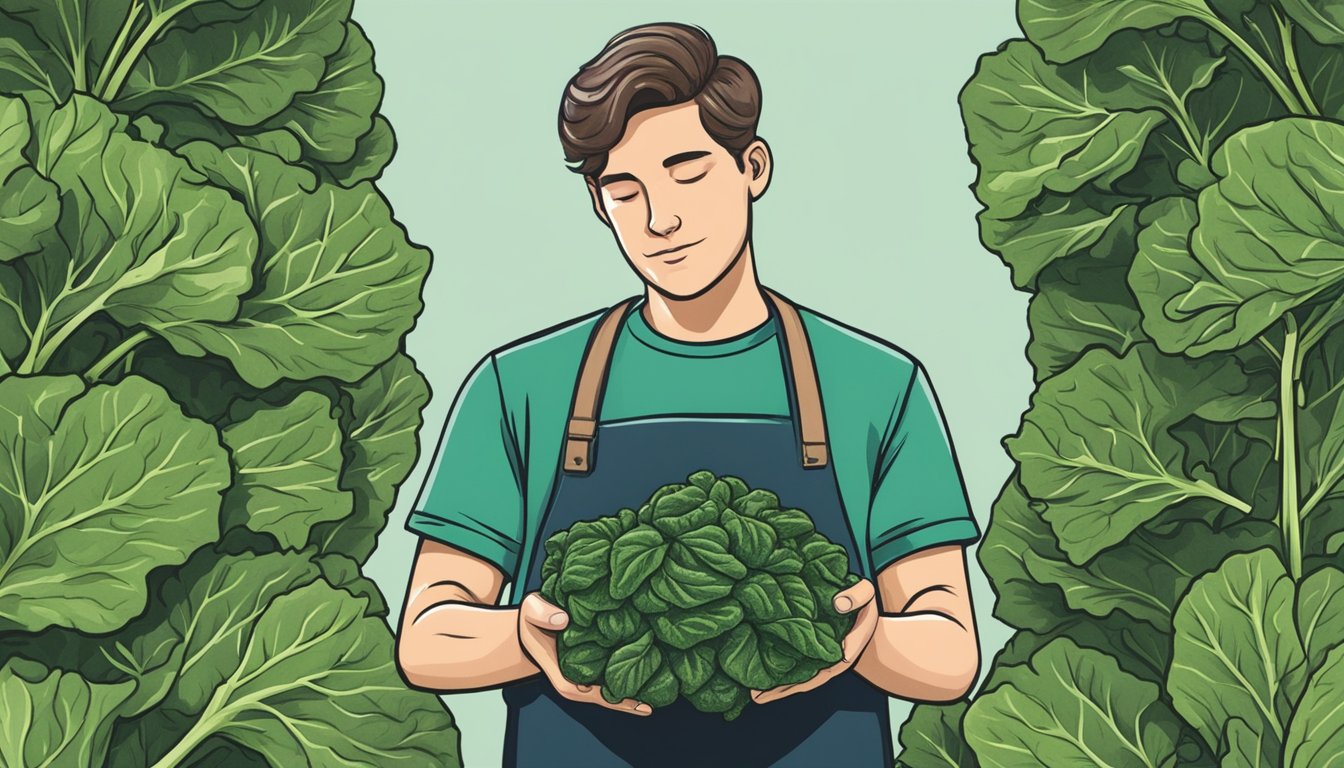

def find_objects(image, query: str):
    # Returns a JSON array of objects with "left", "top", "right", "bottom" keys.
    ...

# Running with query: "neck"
[{"left": 641, "top": 242, "right": 769, "bottom": 342}]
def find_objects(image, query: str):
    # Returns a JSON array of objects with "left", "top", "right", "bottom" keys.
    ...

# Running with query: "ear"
[
  {"left": 586, "top": 177, "right": 612, "bottom": 228},
  {"left": 743, "top": 138, "right": 772, "bottom": 201}
]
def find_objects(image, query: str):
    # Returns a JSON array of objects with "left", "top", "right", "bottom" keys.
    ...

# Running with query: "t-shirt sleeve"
[
  {"left": 869, "top": 362, "right": 982, "bottom": 573},
  {"left": 406, "top": 354, "right": 525, "bottom": 579}
]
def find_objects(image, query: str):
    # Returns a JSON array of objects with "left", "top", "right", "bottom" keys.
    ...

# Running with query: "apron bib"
[{"left": 502, "top": 289, "right": 892, "bottom": 768}]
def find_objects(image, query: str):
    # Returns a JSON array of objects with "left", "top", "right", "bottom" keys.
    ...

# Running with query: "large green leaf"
[
  {"left": 976, "top": 476, "right": 1077, "bottom": 633},
  {"left": 220, "top": 391, "right": 352, "bottom": 550},
  {"left": 160, "top": 144, "right": 428, "bottom": 387},
  {"left": 0, "top": 375, "right": 227, "bottom": 633},
  {"left": 1006, "top": 343, "right": 1263, "bottom": 564},
  {"left": 1168, "top": 548, "right": 1308, "bottom": 761},
  {"left": 116, "top": 0, "right": 350, "bottom": 126},
  {"left": 310, "top": 353, "right": 429, "bottom": 562},
  {"left": 1296, "top": 566, "right": 1344, "bottom": 676},
  {"left": 256, "top": 21, "right": 381, "bottom": 164},
  {"left": 979, "top": 189, "right": 1139, "bottom": 291},
  {"left": 128, "top": 579, "right": 458, "bottom": 766},
  {"left": 1300, "top": 33, "right": 1344, "bottom": 119},
  {"left": 322, "top": 113, "right": 394, "bottom": 186},
  {"left": 0, "top": 13, "right": 71, "bottom": 99},
  {"left": 1019, "top": 0, "right": 1221, "bottom": 62},
  {"left": 963, "top": 637, "right": 1181, "bottom": 767},
  {"left": 609, "top": 524, "right": 668, "bottom": 600},
  {"left": 1026, "top": 245, "right": 1146, "bottom": 381},
  {"left": 5, "top": 95, "right": 255, "bottom": 373},
  {"left": 1301, "top": 336, "right": 1344, "bottom": 523},
  {"left": 896, "top": 701, "right": 974, "bottom": 768},
  {"left": 0, "top": 96, "right": 57, "bottom": 262},
  {"left": 0, "top": 0, "right": 129, "bottom": 92},
  {"left": 962, "top": 40, "right": 1165, "bottom": 222},
  {"left": 1283, "top": 641, "right": 1344, "bottom": 768},
  {"left": 0, "top": 658, "right": 134, "bottom": 768},
  {"left": 603, "top": 630, "right": 662, "bottom": 702},
  {"left": 1281, "top": 0, "right": 1344, "bottom": 45},
  {"left": 1134, "top": 120, "right": 1344, "bottom": 356}
]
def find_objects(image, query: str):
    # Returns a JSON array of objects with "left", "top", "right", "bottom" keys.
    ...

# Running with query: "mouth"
[{"left": 645, "top": 238, "right": 705, "bottom": 262}]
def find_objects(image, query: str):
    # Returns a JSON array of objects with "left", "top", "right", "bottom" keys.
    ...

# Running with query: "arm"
[
  {"left": 853, "top": 543, "right": 979, "bottom": 702},
  {"left": 395, "top": 537, "right": 539, "bottom": 691}
]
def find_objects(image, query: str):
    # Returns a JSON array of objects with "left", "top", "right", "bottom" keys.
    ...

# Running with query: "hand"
[
  {"left": 516, "top": 592, "right": 652, "bottom": 716},
  {"left": 749, "top": 578, "right": 879, "bottom": 705}
]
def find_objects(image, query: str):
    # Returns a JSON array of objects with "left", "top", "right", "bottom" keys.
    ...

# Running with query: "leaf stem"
[
  {"left": 1204, "top": 15, "right": 1308, "bottom": 115},
  {"left": 92, "top": 0, "right": 145, "bottom": 97},
  {"left": 86, "top": 329, "right": 151, "bottom": 381},
  {"left": 99, "top": 8, "right": 175, "bottom": 102},
  {"left": 1278, "top": 314, "right": 1303, "bottom": 581},
  {"left": 1276, "top": 10, "right": 1322, "bottom": 116}
]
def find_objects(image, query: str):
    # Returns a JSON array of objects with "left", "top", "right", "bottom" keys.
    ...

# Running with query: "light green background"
[{"left": 353, "top": 1, "right": 1028, "bottom": 764}]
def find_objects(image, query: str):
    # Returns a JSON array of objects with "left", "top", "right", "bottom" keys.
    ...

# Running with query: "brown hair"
[{"left": 558, "top": 23, "right": 762, "bottom": 177}]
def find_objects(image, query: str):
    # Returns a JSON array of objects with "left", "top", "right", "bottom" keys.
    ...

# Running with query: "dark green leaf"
[
  {"left": 683, "top": 671, "right": 741, "bottom": 715},
  {"left": 718, "top": 624, "right": 772, "bottom": 690},
  {"left": 669, "top": 525, "right": 747, "bottom": 580},
  {"left": 609, "top": 524, "right": 668, "bottom": 599},
  {"left": 1295, "top": 566, "right": 1344, "bottom": 675},
  {"left": 650, "top": 598, "right": 743, "bottom": 650},
  {"left": 595, "top": 604, "right": 644, "bottom": 646},
  {"left": 637, "top": 664, "right": 679, "bottom": 708},
  {"left": 896, "top": 701, "right": 974, "bottom": 768},
  {"left": 760, "top": 546, "right": 803, "bottom": 575},
  {"left": 734, "top": 488, "right": 779, "bottom": 518},
  {"left": 759, "top": 618, "right": 841, "bottom": 663},
  {"left": 557, "top": 642, "right": 606, "bottom": 686},
  {"left": 1027, "top": 246, "right": 1146, "bottom": 381},
  {"left": 1020, "top": 0, "right": 1221, "bottom": 62},
  {"left": 1281, "top": 0, "right": 1344, "bottom": 44},
  {"left": 733, "top": 572, "right": 791, "bottom": 622},
  {"left": 652, "top": 498, "right": 720, "bottom": 538},
  {"left": 651, "top": 556, "right": 735, "bottom": 610},
  {"left": 631, "top": 578, "right": 671, "bottom": 614},
  {"left": 765, "top": 507, "right": 815, "bottom": 540},
  {"left": 0, "top": 658, "right": 134, "bottom": 767},
  {"left": 980, "top": 189, "right": 1139, "bottom": 291},
  {"left": 722, "top": 508, "right": 776, "bottom": 568},
  {"left": 653, "top": 485, "right": 707, "bottom": 518},
  {"left": 776, "top": 573, "right": 817, "bottom": 620},
  {"left": 320, "top": 114, "right": 394, "bottom": 186},
  {"left": 688, "top": 470, "right": 716, "bottom": 491},
  {"left": 1283, "top": 642, "right": 1344, "bottom": 767},
  {"left": 604, "top": 630, "right": 662, "bottom": 701},
  {"left": 559, "top": 536, "right": 611, "bottom": 593},
  {"left": 667, "top": 645, "right": 717, "bottom": 695}
]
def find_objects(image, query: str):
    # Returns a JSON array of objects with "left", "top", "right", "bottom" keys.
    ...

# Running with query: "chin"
[{"left": 648, "top": 272, "right": 720, "bottom": 299}]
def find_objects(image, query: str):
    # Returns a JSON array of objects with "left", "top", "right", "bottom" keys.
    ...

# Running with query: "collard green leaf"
[
  {"left": 0, "top": 15, "right": 71, "bottom": 99},
  {"left": 653, "top": 485, "right": 707, "bottom": 518},
  {"left": 595, "top": 604, "right": 644, "bottom": 647},
  {"left": 1007, "top": 344, "right": 1259, "bottom": 564},
  {"left": 566, "top": 580, "right": 620, "bottom": 626},
  {"left": 12, "top": 96, "right": 255, "bottom": 372},
  {"left": 1135, "top": 120, "right": 1344, "bottom": 355},
  {"left": 683, "top": 671, "right": 742, "bottom": 715},
  {"left": 117, "top": 0, "right": 350, "bottom": 126},
  {"left": 631, "top": 578, "right": 671, "bottom": 614},
  {"left": 1280, "top": 0, "right": 1344, "bottom": 44},
  {"left": 608, "top": 524, "right": 667, "bottom": 599},
  {"left": 321, "top": 114, "right": 395, "bottom": 186},
  {"left": 1300, "top": 337, "right": 1344, "bottom": 523},
  {"left": 256, "top": 21, "right": 381, "bottom": 164},
  {"left": 650, "top": 598, "right": 743, "bottom": 650},
  {"left": 964, "top": 637, "right": 1181, "bottom": 767},
  {"left": 976, "top": 477, "right": 1078, "bottom": 633},
  {"left": 1282, "top": 642, "right": 1344, "bottom": 768},
  {"left": 1168, "top": 548, "right": 1307, "bottom": 760},
  {"left": 688, "top": 470, "right": 716, "bottom": 491},
  {"left": 0, "top": 0, "right": 128, "bottom": 93},
  {"left": 1300, "top": 33, "right": 1344, "bottom": 119},
  {"left": 220, "top": 391, "right": 352, "bottom": 550},
  {"left": 153, "top": 580, "right": 458, "bottom": 766},
  {"left": 962, "top": 40, "right": 1165, "bottom": 220},
  {"left": 651, "top": 553, "right": 734, "bottom": 609},
  {"left": 759, "top": 618, "right": 841, "bottom": 663},
  {"left": 1295, "top": 566, "right": 1344, "bottom": 675},
  {"left": 0, "top": 375, "right": 227, "bottom": 634},
  {"left": 1019, "top": 0, "right": 1221, "bottom": 62},
  {"left": 0, "top": 658, "right": 134, "bottom": 768},
  {"left": 1085, "top": 29, "right": 1225, "bottom": 115},
  {"left": 759, "top": 637, "right": 798, "bottom": 679},
  {"left": 310, "top": 352, "right": 430, "bottom": 563},
  {"left": 733, "top": 488, "right": 778, "bottom": 518},
  {"left": 162, "top": 144, "right": 428, "bottom": 387},
  {"left": 0, "top": 95, "right": 57, "bottom": 262},
  {"left": 653, "top": 498, "right": 719, "bottom": 538},
  {"left": 603, "top": 630, "right": 662, "bottom": 702},
  {"left": 760, "top": 546, "right": 803, "bottom": 575},
  {"left": 559, "top": 536, "right": 611, "bottom": 593},
  {"left": 764, "top": 507, "right": 815, "bottom": 540},
  {"left": 669, "top": 525, "right": 747, "bottom": 580},
  {"left": 1221, "top": 716, "right": 1275, "bottom": 767},
  {"left": 776, "top": 573, "right": 817, "bottom": 620},
  {"left": 980, "top": 189, "right": 1138, "bottom": 292},
  {"left": 895, "top": 701, "right": 974, "bottom": 768},
  {"left": 1027, "top": 247, "right": 1146, "bottom": 380}
]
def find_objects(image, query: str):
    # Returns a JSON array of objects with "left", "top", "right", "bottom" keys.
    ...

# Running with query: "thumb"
[
  {"left": 520, "top": 593, "right": 569, "bottom": 629},
  {"left": 833, "top": 578, "right": 875, "bottom": 613}
]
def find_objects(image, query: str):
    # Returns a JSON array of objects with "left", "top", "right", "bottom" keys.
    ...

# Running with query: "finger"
[
  {"left": 519, "top": 593, "right": 568, "bottom": 629},
  {"left": 832, "top": 578, "right": 876, "bottom": 614},
  {"left": 842, "top": 601, "right": 880, "bottom": 663},
  {"left": 570, "top": 685, "right": 653, "bottom": 716}
]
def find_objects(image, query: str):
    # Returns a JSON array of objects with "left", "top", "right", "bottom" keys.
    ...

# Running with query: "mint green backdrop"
[{"left": 354, "top": 1, "right": 1026, "bottom": 764}]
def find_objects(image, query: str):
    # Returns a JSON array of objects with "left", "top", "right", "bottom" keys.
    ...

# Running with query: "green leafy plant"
[
  {"left": 896, "top": 1, "right": 1344, "bottom": 766},
  {"left": 540, "top": 470, "right": 862, "bottom": 721},
  {"left": 0, "top": 1, "right": 460, "bottom": 765}
]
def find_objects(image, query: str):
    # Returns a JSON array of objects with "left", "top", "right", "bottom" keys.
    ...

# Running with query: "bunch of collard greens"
[
  {"left": 0, "top": 1, "right": 460, "bottom": 766},
  {"left": 896, "top": 1, "right": 1344, "bottom": 767},
  {"left": 540, "top": 470, "right": 862, "bottom": 721}
]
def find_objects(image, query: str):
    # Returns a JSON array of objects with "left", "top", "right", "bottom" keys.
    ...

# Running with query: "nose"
[{"left": 647, "top": 193, "right": 681, "bottom": 237}]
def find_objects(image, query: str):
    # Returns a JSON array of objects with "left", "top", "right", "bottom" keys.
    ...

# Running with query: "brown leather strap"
[
  {"left": 564, "top": 298, "right": 637, "bottom": 473},
  {"left": 563, "top": 289, "right": 830, "bottom": 473},
  {"left": 763, "top": 288, "right": 829, "bottom": 468}
]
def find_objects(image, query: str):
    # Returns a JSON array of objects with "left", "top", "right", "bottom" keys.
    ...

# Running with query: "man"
[{"left": 396, "top": 22, "right": 981, "bottom": 767}]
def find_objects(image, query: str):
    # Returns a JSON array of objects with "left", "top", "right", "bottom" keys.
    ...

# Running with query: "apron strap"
[{"left": 563, "top": 288, "right": 830, "bottom": 473}]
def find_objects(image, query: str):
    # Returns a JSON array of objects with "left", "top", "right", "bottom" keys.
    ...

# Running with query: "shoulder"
[
  {"left": 487, "top": 301, "right": 627, "bottom": 386},
  {"left": 791, "top": 297, "right": 922, "bottom": 385}
]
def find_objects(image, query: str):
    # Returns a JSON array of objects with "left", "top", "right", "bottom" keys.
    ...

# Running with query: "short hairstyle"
[{"left": 558, "top": 22, "right": 762, "bottom": 178}]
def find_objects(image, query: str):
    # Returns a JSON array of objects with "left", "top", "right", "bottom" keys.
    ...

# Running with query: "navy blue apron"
[{"left": 502, "top": 289, "right": 892, "bottom": 768}]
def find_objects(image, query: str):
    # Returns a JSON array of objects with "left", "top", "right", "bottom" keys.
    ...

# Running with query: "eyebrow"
[{"left": 597, "top": 151, "right": 714, "bottom": 187}]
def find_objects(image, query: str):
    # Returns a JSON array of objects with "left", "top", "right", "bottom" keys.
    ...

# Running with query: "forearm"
[
  {"left": 398, "top": 601, "right": 542, "bottom": 691},
  {"left": 852, "top": 611, "right": 978, "bottom": 702}
]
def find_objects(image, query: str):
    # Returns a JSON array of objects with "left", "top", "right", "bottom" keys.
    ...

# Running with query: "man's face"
[{"left": 588, "top": 102, "right": 769, "bottom": 299}]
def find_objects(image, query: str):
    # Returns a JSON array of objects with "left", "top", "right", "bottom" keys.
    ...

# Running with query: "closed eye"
[
  {"left": 674, "top": 169, "right": 708, "bottom": 184},
  {"left": 613, "top": 192, "right": 639, "bottom": 202}
]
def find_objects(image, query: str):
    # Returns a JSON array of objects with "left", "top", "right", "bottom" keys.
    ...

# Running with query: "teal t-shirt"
[{"left": 407, "top": 294, "right": 980, "bottom": 601}]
